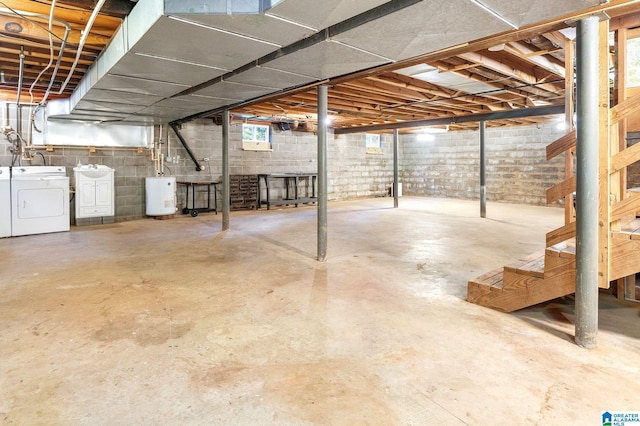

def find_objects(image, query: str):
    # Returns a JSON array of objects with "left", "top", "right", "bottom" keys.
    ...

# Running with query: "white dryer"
[
  {"left": 0, "top": 167, "right": 10, "bottom": 238},
  {"left": 11, "top": 166, "right": 70, "bottom": 236}
]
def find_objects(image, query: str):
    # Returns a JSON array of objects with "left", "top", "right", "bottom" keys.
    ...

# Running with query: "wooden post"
[
  {"left": 598, "top": 19, "right": 611, "bottom": 290},
  {"left": 615, "top": 27, "right": 634, "bottom": 300},
  {"left": 564, "top": 38, "right": 575, "bottom": 225}
]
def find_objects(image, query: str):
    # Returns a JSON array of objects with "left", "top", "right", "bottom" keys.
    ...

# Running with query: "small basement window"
[
  {"left": 242, "top": 123, "right": 272, "bottom": 151},
  {"left": 365, "top": 133, "right": 382, "bottom": 154}
]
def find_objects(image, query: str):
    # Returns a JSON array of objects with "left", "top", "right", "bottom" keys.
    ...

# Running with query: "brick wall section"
[{"left": 400, "top": 124, "right": 567, "bottom": 205}]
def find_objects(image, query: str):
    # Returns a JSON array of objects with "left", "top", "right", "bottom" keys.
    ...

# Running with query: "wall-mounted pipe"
[
  {"left": 169, "top": 123, "right": 205, "bottom": 172},
  {"left": 16, "top": 46, "right": 24, "bottom": 106}
]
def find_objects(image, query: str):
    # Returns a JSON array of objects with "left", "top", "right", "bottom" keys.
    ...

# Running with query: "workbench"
[
  {"left": 177, "top": 181, "right": 219, "bottom": 217},
  {"left": 258, "top": 173, "right": 317, "bottom": 210}
]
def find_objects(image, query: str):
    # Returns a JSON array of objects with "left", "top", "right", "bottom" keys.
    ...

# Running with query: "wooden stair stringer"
[{"left": 610, "top": 230, "right": 640, "bottom": 281}]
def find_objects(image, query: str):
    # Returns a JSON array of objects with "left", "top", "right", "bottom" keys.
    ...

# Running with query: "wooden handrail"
[
  {"left": 546, "top": 175, "right": 576, "bottom": 204},
  {"left": 610, "top": 92, "right": 640, "bottom": 125},
  {"left": 611, "top": 192, "right": 640, "bottom": 222},
  {"left": 546, "top": 221, "right": 576, "bottom": 247},
  {"left": 546, "top": 130, "right": 576, "bottom": 160},
  {"left": 611, "top": 140, "right": 640, "bottom": 173}
]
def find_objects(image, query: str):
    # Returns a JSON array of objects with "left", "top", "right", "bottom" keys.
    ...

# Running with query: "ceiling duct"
[{"left": 59, "top": 0, "right": 604, "bottom": 126}]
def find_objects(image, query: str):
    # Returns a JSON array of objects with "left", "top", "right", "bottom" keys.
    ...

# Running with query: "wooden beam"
[
  {"left": 361, "top": 77, "right": 433, "bottom": 101},
  {"left": 564, "top": 37, "right": 575, "bottom": 225},
  {"left": 458, "top": 51, "right": 562, "bottom": 93},
  {"left": 611, "top": 192, "right": 640, "bottom": 222},
  {"left": 547, "top": 222, "right": 576, "bottom": 247},
  {"left": 598, "top": 19, "right": 611, "bottom": 289},
  {"left": 0, "top": 14, "right": 112, "bottom": 46},
  {"left": 611, "top": 139, "right": 640, "bottom": 172},
  {"left": 546, "top": 129, "right": 576, "bottom": 160},
  {"left": 504, "top": 41, "right": 565, "bottom": 78},
  {"left": 1, "top": 0, "right": 122, "bottom": 29},
  {"left": 610, "top": 237, "right": 640, "bottom": 281},
  {"left": 334, "top": 105, "right": 564, "bottom": 134},
  {"left": 546, "top": 175, "right": 576, "bottom": 204},
  {"left": 610, "top": 10, "right": 640, "bottom": 31},
  {"left": 610, "top": 92, "right": 640, "bottom": 125}
]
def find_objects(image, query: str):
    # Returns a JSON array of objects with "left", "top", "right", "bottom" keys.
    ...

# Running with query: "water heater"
[{"left": 145, "top": 177, "right": 176, "bottom": 216}]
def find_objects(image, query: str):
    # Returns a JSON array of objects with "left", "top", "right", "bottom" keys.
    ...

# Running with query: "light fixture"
[
  {"left": 0, "top": 71, "right": 5, "bottom": 84},
  {"left": 421, "top": 125, "right": 448, "bottom": 134},
  {"left": 417, "top": 133, "right": 435, "bottom": 142}
]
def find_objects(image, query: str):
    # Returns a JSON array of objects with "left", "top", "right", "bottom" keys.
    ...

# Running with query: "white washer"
[
  {"left": 0, "top": 167, "right": 10, "bottom": 238},
  {"left": 11, "top": 166, "right": 70, "bottom": 236}
]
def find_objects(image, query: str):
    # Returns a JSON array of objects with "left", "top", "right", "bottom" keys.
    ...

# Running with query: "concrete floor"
[{"left": 1, "top": 197, "right": 639, "bottom": 425}]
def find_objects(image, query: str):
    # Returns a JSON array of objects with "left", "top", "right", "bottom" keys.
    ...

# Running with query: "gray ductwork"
[{"left": 54, "top": 0, "right": 603, "bottom": 126}]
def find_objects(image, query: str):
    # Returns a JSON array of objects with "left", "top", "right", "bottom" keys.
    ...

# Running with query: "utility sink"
[{"left": 73, "top": 164, "right": 113, "bottom": 179}]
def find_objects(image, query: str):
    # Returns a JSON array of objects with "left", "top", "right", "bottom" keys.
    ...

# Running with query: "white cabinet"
[{"left": 74, "top": 165, "right": 115, "bottom": 219}]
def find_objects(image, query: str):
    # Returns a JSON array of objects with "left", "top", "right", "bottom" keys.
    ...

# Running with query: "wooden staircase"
[
  {"left": 467, "top": 20, "right": 640, "bottom": 311},
  {"left": 467, "top": 243, "right": 575, "bottom": 312}
]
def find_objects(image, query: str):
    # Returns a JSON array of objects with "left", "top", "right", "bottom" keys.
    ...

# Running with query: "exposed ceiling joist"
[
  {"left": 334, "top": 105, "right": 566, "bottom": 134},
  {"left": 1, "top": 0, "right": 638, "bottom": 133}
]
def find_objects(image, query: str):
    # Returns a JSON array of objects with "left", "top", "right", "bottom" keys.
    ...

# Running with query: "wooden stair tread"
[
  {"left": 504, "top": 250, "right": 545, "bottom": 278},
  {"left": 546, "top": 238, "right": 576, "bottom": 259},
  {"left": 469, "top": 267, "right": 504, "bottom": 289},
  {"left": 618, "top": 217, "right": 640, "bottom": 233},
  {"left": 611, "top": 229, "right": 640, "bottom": 240}
]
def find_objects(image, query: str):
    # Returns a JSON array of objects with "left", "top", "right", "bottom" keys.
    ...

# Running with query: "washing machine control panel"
[{"left": 13, "top": 166, "right": 66, "bottom": 176}]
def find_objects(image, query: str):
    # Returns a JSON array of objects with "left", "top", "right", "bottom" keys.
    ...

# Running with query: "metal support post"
[
  {"left": 222, "top": 110, "right": 230, "bottom": 231},
  {"left": 317, "top": 85, "right": 328, "bottom": 262},
  {"left": 480, "top": 121, "right": 486, "bottom": 218},
  {"left": 575, "top": 16, "right": 599, "bottom": 349},
  {"left": 393, "top": 129, "right": 399, "bottom": 208}
]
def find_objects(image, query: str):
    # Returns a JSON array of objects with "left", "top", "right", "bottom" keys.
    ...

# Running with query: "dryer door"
[{"left": 11, "top": 177, "right": 70, "bottom": 236}]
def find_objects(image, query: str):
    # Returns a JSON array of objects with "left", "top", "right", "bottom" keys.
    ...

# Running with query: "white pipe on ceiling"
[{"left": 55, "top": 0, "right": 108, "bottom": 95}]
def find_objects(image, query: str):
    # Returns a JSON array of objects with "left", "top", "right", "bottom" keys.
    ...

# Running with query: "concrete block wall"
[
  {"left": 0, "top": 105, "right": 570, "bottom": 224},
  {"left": 2, "top": 144, "right": 156, "bottom": 222},
  {"left": 175, "top": 120, "right": 395, "bottom": 202},
  {"left": 329, "top": 133, "right": 395, "bottom": 200},
  {"left": 400, "top": 123, "right": 567, "bottom": 205}
]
